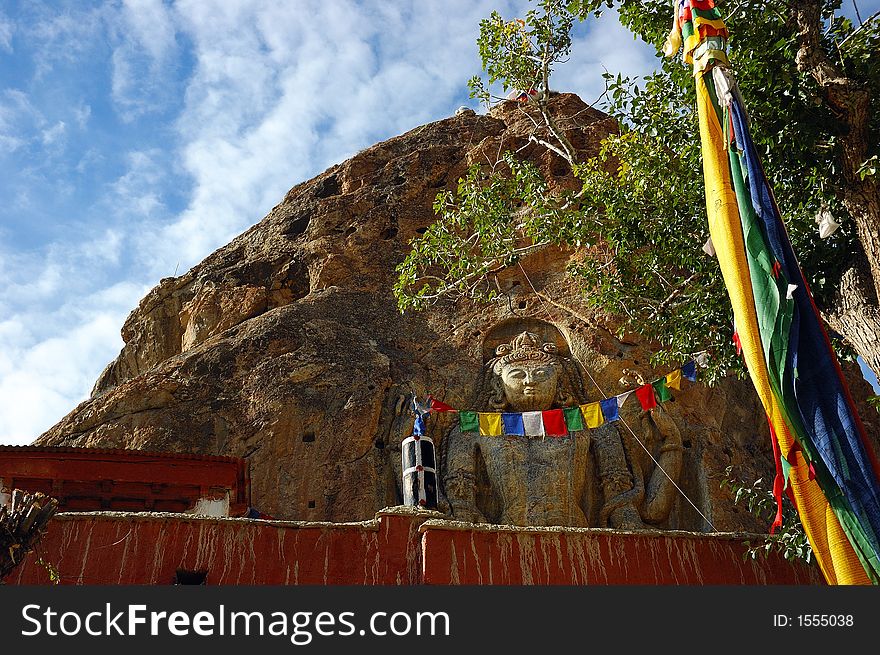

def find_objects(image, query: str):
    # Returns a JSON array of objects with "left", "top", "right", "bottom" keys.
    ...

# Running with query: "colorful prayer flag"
[
  {"left": 780, "top": 454, "right": 792, "bottom": 492},
  {"left": 635, "top": 384, "right": 657, "bottom": 411},
  {"left": 542, "top": 409, "right": 567, "bottom": 437},
  {"left": 502, "top": 412, "right": 525, "bottom": 436},
  {"left": 682, "top": 361, "right": 697, "bottom": 382},
  {"left": 666, "top": 369, "right": 682, "bottom": 391},
  {"left": 652, "top": 378, "right": 672, "bottom": 403},
  {"left": 579, "top": 402, "right": 604, "bottom": 429},
  {"left": 563, "top": 406, "right": 585, "bottom": 432},
  {"left": 458, "top": 411, "right": 479, "bottom": 433},
  {"left": 600, "top": 397, "right": 619, "bottom": 422},
  {"left": 430, "top": 397, "right": 456, "bottom": 412},
  {"left": 522, "top": 411, "right": 545, "bottom": 437},
  {"left": 616, "top": 391, "right": 633, "bottom": 408},
  {"left": 478, "top": 413, "right": 503, "bottom": 437},
  {"left": 666, "top": 0, "right": 880, "bottom": 584}
]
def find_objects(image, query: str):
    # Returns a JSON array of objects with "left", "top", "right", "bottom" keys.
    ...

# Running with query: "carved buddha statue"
[
  {"left": 440, "top": 327, "right": 684, "bottom": 530},
  {"left": 492, "top": 334, "right": 562, "bottom": 412}
]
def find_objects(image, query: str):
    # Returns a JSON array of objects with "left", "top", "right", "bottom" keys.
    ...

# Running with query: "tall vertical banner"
[{"left": 664, "top": 0, "right": 880, "bottom": 584}]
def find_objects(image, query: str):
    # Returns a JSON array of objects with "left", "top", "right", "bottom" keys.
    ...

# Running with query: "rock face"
[{"left": 36, "top": 94, "right": 880, "bottom": 533}]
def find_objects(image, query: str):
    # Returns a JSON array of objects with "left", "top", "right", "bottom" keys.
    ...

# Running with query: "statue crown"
[{"left": 494, "top": 331, "right": 558, "bottom": 367}]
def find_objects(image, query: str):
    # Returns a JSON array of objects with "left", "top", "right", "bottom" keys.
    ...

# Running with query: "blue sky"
[{"left": 0, "top": 1, "right": 877, "bottom": 445}]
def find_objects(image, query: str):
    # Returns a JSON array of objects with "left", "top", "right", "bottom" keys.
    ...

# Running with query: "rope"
[
  {"left": 515, "top": 263, "right": 719, "bottom": 532},
  {"left": 853, "top": 0, "right": 864, "bottom": 25}
]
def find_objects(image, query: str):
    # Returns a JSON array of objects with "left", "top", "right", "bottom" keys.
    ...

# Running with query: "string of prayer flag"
[{"left": 413, "top": 360, "right": 701, "bottom": 440}]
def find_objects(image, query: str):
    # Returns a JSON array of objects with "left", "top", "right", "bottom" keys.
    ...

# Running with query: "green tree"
[
  {"left": 394, "top": 0, "right": 879, "bottom": 381},
  {"left": 721, "top": 467, "right": 813, "bottom": 563}
]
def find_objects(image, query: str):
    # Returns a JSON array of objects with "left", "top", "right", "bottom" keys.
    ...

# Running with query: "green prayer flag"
[
  {"left": 563, "top": 406, "right": 584, "bottom": 432},
  {"left": 458, "top": 411, "right": 479, "bottom": 433},
  {"left": 781, "top": 455, "right": 792, "bottom": 491},
  {"left": 652, "top": 378, "right": 672, "bottom": 403}
]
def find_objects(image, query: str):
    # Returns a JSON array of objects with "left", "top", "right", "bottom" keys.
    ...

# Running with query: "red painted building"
[
  {"left": 5, "top": 507, "right": 822, "bottom": 585},
  {"left": 0, "top": 446, "right": 249, "bottom": 516},
  {"left": 1, "top": 447, "right": 822, "bottom": 585}
]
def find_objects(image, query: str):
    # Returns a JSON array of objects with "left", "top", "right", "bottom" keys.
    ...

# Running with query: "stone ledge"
[
  {"left": 417, "top": 517, "right": 771, "bottom": 543},
  {"left": 52, "top": 510, "right": 380, "bottom": 531}
]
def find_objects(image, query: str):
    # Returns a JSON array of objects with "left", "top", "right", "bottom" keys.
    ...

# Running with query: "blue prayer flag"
[
  {"left": 502, "top": 413, "right": 525, "bottom": 436},
  {"left": 600, "top": 397, "right": 619, "bottom": 422},
  {"left": 682, "top": 361, "right": 697, "bottom": 382}
]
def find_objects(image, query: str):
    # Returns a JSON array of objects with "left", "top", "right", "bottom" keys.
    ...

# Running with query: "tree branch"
[{"left": 789, "top": 1, "right": 880, "bottom": 301}]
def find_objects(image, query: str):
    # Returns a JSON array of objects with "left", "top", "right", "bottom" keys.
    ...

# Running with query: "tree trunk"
[
  {"left": 789, "top": 1, "right": 880, "bottom": 378},
  {"left": 824, "top": 259, "right": 880, "bottom": 378}
]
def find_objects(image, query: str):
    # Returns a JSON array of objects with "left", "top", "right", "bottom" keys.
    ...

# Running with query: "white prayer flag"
[
  {"left": 817, "top": 209, "right": 840, "bottom": 239},
  {"left": 702, "top": 237, "right": 716, "bottom": 257},
  {"left": 616, "top": 391, "right": 633, "bottom": 408},
  {"left": 786, "top": 284, "right": 798, "bottom": 300},
  {"left": 522, "top": 411, "right": 545, "bottom": 437}
]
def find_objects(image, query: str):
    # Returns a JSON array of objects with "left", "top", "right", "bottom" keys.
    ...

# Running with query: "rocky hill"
[{"left": 35, "top": 94, "right": 880, "bottom": 532}]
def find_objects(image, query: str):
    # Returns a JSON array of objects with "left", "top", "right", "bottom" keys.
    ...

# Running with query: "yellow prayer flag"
[
  {"left": 579, "top": 403, "right": 604, "bottom": 429},
  {"left": 478, "top": 412, "right": 503, "bottom": 436},
  {"left": 666, "top": 369, "right": 682, "bottom": 391}
]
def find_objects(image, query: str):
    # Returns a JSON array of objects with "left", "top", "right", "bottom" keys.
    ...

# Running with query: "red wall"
[
  {"left": 419, "top": 522, "right": 822, "bottom": 585},
  {"left": 8, "top": 508, "right": 822, "bottom": 585}
]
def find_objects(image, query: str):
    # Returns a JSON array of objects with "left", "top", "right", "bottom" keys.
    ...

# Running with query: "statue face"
[{"left": 499, "top": 361, "right": 558, "bottom": 412}]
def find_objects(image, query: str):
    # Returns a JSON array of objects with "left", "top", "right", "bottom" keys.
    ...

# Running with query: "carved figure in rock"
[
  {"left": 604, "top": 369, "right": 684, "bottom": 528},
  {"left": 440, "top": 327, "right": 684, "bottom": 530}
]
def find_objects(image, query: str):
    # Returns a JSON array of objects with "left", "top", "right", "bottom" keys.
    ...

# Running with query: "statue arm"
[{"left": 641, "top": 407, "right": 684, "bottom": 524}]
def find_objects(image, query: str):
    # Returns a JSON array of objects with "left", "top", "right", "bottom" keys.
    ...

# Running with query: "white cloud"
[
  {"left": 0, "top": 241, "right": 146, "bottom": 444},
  {"left": 41, "top": 120, "right": 66, "bottom": 146},
  {"left": 121, "top": 0, "right": 177, "bottom": 63},
  {"left": 554, "top": 10, "right": 659, "bottom": 108},
  {"left": 0, "top": 14, "right": 12, "bottom": 53},
  {"left": 29, "top": 5, "right": 108, "bottom": 78},
  {"left": 0, "top": 1, "right": 663, "bottom": 445},
  {"left": 72, "top": 104, "right": 91, "bottom": 129},
  {"left": 110, "top": 0, "right": 180, "bottom": 120},
  {"left": 109, "top": 148, "right": 168, "bottom": 218},
  {"left": 0, "top": 89, "right": 39, "bottom": 154},
  {"left": 0, "top": 297, "right": 140, "bottom": 445},
  {"left": 150, "top": 0, "right": 506, "bottom": 271}
]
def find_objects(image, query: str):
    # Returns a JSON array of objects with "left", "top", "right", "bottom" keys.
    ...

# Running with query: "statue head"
[{"left": 490, "top": 332, "right": 560, "bottom": 412}]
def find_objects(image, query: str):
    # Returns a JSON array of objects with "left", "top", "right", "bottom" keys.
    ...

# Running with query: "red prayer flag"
[
  {"left": 429, "top": 397, "right": 456, "bottom": 412},
  {"left": 635, "top": 384, "right": 658, "bottom": 411},
  {"left": 768, "top": 419, "right": 785, "bottom": 535},
  {"left": 542, "top": 409, "right": 567, "bottom": 437}
]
